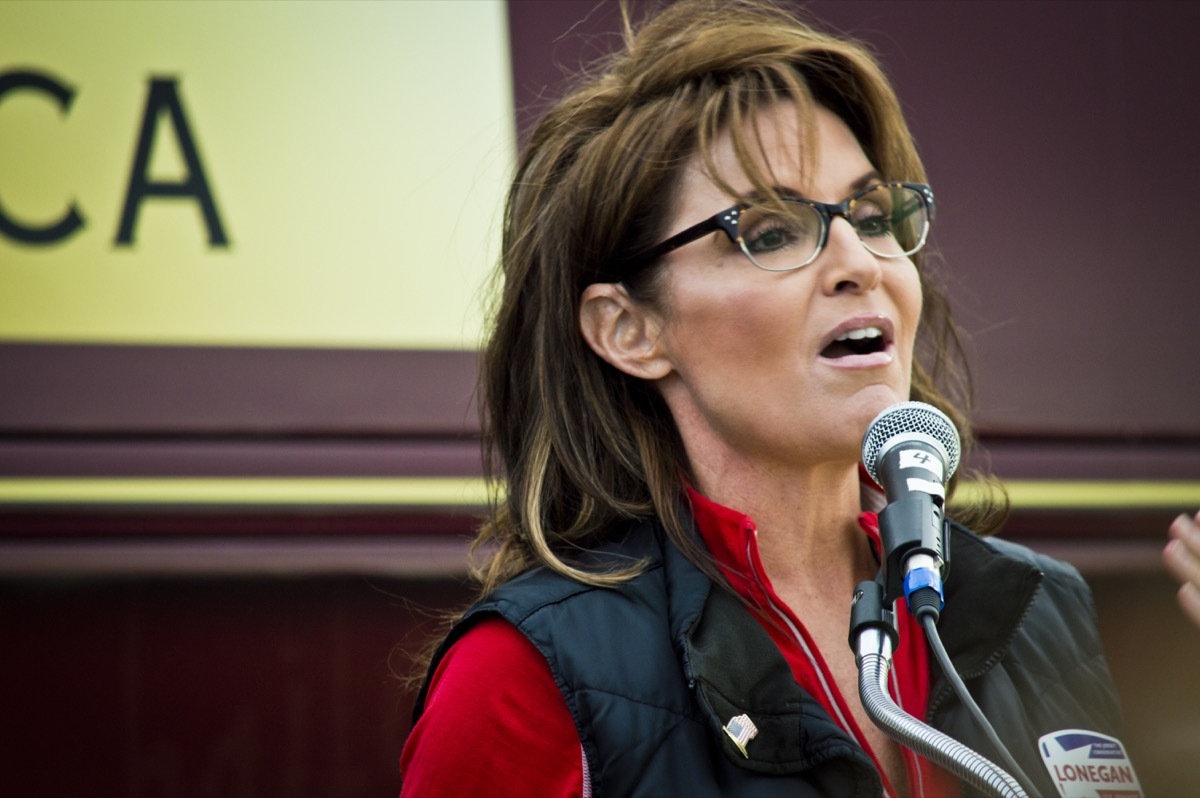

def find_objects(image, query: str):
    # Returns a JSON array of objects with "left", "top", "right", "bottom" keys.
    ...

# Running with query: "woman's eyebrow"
[
  {"left": 741, "top": 171, "right": 886, "bottom": 203},
  {"left": 850, "top": 170, "right": 885, "bottom": 192}
]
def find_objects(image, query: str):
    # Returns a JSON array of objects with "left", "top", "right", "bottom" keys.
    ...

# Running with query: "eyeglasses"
[{"left": 623, "top": 181, "right": 934, "bottom": 275}]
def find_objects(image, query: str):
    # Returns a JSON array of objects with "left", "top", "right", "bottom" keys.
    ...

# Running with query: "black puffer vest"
[{"left": 413, "top": 520, "right": 1125, "bottom": 797}]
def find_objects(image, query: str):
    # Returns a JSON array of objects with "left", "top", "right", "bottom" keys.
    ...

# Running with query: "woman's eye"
[
  {"left": 744, "top": 223, "right": 796, "bottom": 253},
  {"left": 741, "top": 210, "right": 814, "bottom": 254},
  {"left": 852, "top": 203, "right": 893, "bottom": 237}
]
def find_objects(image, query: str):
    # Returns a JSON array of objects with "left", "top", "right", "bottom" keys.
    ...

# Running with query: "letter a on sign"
[{"left": 115, "top": 77, "right": 229, "bottom": 247}]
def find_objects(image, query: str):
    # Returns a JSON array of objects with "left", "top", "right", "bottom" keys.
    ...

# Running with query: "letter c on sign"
[{"left": 0, "top": 69, "right": 86, "bottom": 245}]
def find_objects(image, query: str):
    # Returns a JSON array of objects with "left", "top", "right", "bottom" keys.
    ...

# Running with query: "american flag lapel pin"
[{"left": 723, "top": 713, "right": 758, "bottom": 757}]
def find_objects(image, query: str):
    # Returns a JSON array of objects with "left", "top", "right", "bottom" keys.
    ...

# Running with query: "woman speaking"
[{"left": 400, "top": 1, "right": 1131, "bottom": 795}]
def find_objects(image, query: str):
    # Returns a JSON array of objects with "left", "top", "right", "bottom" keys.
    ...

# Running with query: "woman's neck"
[{"left": 692, "top": 456, "right": 876, "bottom": 593}]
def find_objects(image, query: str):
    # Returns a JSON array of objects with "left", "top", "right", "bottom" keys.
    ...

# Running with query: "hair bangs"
[{"left": 691, "top": 64, "right": 823, "bottom": 217}]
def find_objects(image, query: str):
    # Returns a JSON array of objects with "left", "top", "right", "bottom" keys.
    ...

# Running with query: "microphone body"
[
  {"left": 854, "top": 403, "right": 1033, "bottom": 798},
  {"left": 861, "top": 401, "right": 962, "bottom": 611}
]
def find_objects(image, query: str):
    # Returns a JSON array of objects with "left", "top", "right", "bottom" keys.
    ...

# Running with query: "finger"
[
  {"left": 1168, "top": 512, "right": 1200, "bottom": 554},
  {"left": 1163, "top": 538, "right": 1200, "bottom": 586},
  {"left": 1178, "top": 582, "right": 1200, "bottom": 628}
]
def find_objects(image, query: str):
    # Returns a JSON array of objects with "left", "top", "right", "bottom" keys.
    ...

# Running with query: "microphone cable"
[
  {"left": 917, "top": 610, "right": 1041, "bottom": 797},
  {"left": 859, "top": 402, "right": 1042, "bottom": 797}
]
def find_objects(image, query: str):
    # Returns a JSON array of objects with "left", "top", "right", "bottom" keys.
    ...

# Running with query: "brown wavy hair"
[{"left": 472, "top": 0, "right": 1004, "bottom": 595}]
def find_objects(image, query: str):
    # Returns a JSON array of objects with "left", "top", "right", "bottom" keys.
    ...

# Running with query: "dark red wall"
[
  {"left": 2, "top": 2, "right": 1198, "bottom": 796},
  {"left": 509, "top": 0, "right": 1200, "bottom": 437},
  {"left": 0, "top": 576, "right": 474, "bottom": 798}
]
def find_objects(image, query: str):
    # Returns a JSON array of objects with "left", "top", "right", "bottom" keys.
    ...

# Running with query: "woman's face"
[{"left": 651, "top": 103, "right": 923, "bottom": 473}]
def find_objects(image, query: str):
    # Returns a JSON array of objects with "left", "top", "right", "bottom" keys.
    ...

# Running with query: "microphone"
[
  {"left": 855, "top": 403, "right": 1035, "bottom": 798},
  {"left": 861, "top": 401, "right": 962, "bottom": 618}
]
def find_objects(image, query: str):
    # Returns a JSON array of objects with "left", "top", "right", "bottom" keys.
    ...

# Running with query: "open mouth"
[{"left": 820, "top": 326, "right": 887, "bottom": 359}]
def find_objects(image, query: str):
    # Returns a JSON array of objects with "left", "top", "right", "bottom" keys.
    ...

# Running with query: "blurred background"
[{"left": 1, "top": 1, "right": 1198, "bottom": 795}]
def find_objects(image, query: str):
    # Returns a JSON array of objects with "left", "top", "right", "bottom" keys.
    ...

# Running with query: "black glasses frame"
[{"left": 620, "top": 181, "right": 935, "bottom": 276}]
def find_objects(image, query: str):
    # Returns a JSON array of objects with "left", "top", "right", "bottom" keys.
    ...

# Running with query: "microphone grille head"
[{"left": 861, "top": 401, "right": 962, "bottom": 484}]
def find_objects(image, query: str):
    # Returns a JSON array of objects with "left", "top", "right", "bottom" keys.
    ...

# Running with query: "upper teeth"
[{"left": 836, "top": 326, "right": 883, "bottom": 342}]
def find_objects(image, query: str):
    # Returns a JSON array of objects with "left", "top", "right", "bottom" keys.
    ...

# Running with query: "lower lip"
[{"left": 817, "top": 343, "right": 896, "bottom": 369}]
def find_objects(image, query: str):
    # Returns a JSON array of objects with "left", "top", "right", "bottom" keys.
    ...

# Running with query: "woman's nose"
[{"left": 818, "top": 216, "right": 883, "bottom": 295}]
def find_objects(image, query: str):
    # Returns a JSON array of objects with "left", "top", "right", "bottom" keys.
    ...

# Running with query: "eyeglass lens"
[{"left": 736, "top": 184, "right": 929, "bottom": 271}]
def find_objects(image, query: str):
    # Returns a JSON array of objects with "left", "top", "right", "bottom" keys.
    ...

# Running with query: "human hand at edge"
[{"left": 1164, "top": 510, "right": 1200, "bottom": 628}]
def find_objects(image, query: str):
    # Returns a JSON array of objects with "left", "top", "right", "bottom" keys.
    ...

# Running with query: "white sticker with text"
[
  {"left": 1038, "top": 729, "right": 1143, "bottom": 798},
  {"left": 898, "top": 449, "right": 943, "bottom": 481}
]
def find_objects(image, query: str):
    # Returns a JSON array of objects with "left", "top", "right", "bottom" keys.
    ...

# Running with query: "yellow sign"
[{"left": 0, "top": 0, "right": 514, "bottom": 349}]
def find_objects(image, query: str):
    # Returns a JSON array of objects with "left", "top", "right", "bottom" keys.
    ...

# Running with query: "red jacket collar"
[{"left": 685, "top": 476, "right": 885, "bottom": 611}]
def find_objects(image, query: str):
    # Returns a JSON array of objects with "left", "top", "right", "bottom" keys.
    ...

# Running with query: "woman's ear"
[{"left": 579, "top": 282, "right": 673, "bottom": 380}]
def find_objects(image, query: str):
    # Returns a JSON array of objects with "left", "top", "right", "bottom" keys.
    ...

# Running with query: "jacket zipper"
[
  {"left": 744, "top": 538, "right": 903, "bottom": 798},
  {"left": 744, "top": 538, "right": 858, "bottom": 734},
  {"left": 745, "top": 535, "right": 937, "bottom": 798}
]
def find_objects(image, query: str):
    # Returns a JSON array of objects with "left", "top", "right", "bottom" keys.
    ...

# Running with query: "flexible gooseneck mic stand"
[
  {"left": 853, "top": 401, "right": 1038, "bottom": 798},
  {"left": 849, "top": 577, "right": 1029, "bottom": 798}
]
